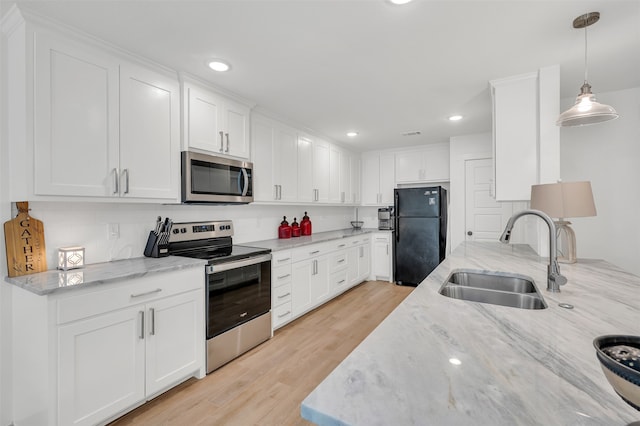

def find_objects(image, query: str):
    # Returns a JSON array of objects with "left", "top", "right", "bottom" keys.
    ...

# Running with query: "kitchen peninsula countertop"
[
  {"left": 302, "top": 242, "right": 640, "bottom": 425},
  {"left": 4, "top": 256, "right": 206, "bottom": 296},
  {"left": 247, "top": 228, "right": 389, "bottom": 252}
]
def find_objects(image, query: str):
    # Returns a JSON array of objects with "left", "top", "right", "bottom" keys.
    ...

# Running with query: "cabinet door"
[
  {"left": 328, "top": 145, "right": 342, "bottom": 203},
  {"left": 291, "top": 260, "right": 313, "bottom": 316},
  {"left": 339, "top": 150, "right": 351, "bottom": 204},
  {"left": 423, "top": 144, "right": 450, "bottom": 182},
  {"left": 373, "top": 237, "right": 391, "bottom": 279},
  {"left": 251, "top": 118, "right": 277, "bottom": 201},
  {"left": 310, "top": 256, "right": 330, "bottom": 304},
  {"left": 347, "top": 245, "right": 360, "bottom": 286},
  {"left": 185, "top": 86, "right": 224, "bottom": 153},
  {"left": 313, "top": 140, "right": 330, "bottom": 203},
  {"left": 58, "top": 306, "right": 145, "bottom": 426},
  {"left": 146, "top": 290, "right": 203, "bottom": 396},
  {"left": 119, "top": 63, "right": 180, "bottom": 200},
  {"left": 34, "top": 33, "right": 119, "bottom": 197},
  {"left": 275, "top": 125, "right": 299, "bottom": 202},
  {"left": 361, "top": 154, "right": 380, "bottom": 205},
  {"left": 358, "top": 243, "right": 371, "bottom": 282},
  {"left": 297, "top": 136, "right": 314, "bottom": 202},
  {"left": 351, "top": 156, "right": 361, "bottom": 204},
  {"left": 379, "top": 154, "right": 396, "bottom": 205},
  {"left": 224, "top": 99, "right": 250, "bottom": 159},
  {"left": 395, "top": 150, "right": 423, "bottom": 183}
]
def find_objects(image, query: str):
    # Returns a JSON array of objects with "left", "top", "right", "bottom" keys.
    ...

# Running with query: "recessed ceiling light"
[
  {"left": 207, "top": 59, "right": 231, "bottom": 72},
  {"left": 449, "top": 358, "right": 462, "bottom": 365},
  {"left": 347, "top": 132, "right": 359, "bottom": 137},
  {"left": 389, "top": 0, "right": 413, "bottom": 4},
  {"left": 449, "top": 115, "right": 463, "bottom": 121}
]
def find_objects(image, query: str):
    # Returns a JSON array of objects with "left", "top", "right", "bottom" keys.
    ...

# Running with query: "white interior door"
[{"left": 465, "top": 158, "right": 514, "bottom": 242}]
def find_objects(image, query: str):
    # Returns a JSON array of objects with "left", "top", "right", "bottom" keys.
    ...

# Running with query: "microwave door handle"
[{"left": 241, "top": 168, "right": 249, "bottom": 196}]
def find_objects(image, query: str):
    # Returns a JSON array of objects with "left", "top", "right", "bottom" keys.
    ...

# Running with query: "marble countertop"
[
  {"left": 302, "top": 241, "right": 640, "bottom": 425},
  {"left": 4, "top": 256, "right": 207, "bottom": 296},
  {"left": 246, "top": 228, "right": 391, "bottom": 252}
]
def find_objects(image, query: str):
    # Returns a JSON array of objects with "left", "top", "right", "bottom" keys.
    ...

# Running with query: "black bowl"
[{"left": 593, "top": 335, "right": 640, "bottom": 411}]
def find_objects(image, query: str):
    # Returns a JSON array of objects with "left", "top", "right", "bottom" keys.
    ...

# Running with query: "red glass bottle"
[
  {"left": 291, "top": 217, "right": 301, "bottom": 237},
  {"left": 278, "top": 216, "right": 292, "bottom": 239},
  {"left": 300, "top": 211, "right": 312, "bottom": 236}
]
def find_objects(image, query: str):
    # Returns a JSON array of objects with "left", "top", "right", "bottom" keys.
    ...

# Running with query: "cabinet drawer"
[
  {"left": 272, "top": 282, "right": 292, "bottom": 307},
  {"left": 272, "top": 265, "right": 292, "bottom": 288},
  {"left": 272, "top": 302, "right": 292, "bottom": 329},
  {"left": 331, "top": 270, "right": 349, "bottom": 293},
  {"left": 272, "top": 250, "right": 293, "bottom": 265},
  {"left": 330, "top": 251, "right": 348, "bottom": 273},
  {"left": 331, "top": 240, "right": 349, "bottom": 251},
  {"left": 291, "top": 242, "right": 330, "bottom": 263},
  {"left": 56, "top": 268, "right": 203, "bottom": 325}
]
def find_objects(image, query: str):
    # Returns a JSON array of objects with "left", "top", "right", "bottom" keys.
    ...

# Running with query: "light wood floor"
[{"left": 110, "top": 281, "right": 413, "bottom": 426}]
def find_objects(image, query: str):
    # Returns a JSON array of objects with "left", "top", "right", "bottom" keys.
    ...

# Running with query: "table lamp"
[{"left": 530, "top": 181, "right": 596, "bottom": 263}]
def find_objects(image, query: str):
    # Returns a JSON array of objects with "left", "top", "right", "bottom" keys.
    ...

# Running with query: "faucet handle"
[{"left": 553, "top": 273, "right": 568, "bottom": 286}]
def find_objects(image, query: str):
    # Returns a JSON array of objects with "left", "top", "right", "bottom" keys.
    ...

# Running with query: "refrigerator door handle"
[{"left": 395, "top": 191, "right": 400, "bottom": 243}]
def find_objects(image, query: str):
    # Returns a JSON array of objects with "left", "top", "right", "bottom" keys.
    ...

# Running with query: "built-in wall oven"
[{"left": 168, "top": 220, "right": 271, "bottom": 373}]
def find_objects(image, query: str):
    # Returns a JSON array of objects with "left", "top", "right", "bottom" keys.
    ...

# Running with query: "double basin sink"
[{"left": 439, "top": 269, "right": 547, "bottom": 310}]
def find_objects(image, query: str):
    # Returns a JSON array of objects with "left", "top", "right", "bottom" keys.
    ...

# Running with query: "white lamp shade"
[
  {"left": 57, "top": 246, "right": 85, "bottom": 270},
  {"left": 530, "top": 181, "right": 597, "bottom": 219}
]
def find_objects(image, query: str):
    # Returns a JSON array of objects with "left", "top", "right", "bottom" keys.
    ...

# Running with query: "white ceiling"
[{"left": 9, "top": 0, "right": 640, "bottom": 152}]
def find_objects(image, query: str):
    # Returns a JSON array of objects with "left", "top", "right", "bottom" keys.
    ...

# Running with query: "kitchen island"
[{"left": 302, "top": 242, "right": 640, "bottom": 425}]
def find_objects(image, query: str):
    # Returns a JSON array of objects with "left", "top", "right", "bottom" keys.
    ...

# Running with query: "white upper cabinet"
[
  {"left": 251, "top": 114, "right": 298, "bottom": 202},
  {"left": 338, "top": 150, "right": 351, "bottom": 204},
  {"left": 297, "top": 135, "right": 314, "bottom": 202},
  {"left": 183, "top": 81, "right": 251, "bottom": 159},
  {"left": 490, "top": 66, "right": 560, "bottom": 201},
  {"left": 329, "top": 145, "right": 342, "bottom": 203},
  {"left": 362, "top": 152, "right": 395, "bottom": 205},
  {"left": 9, "top": 12, "right": 180, "bottom": 202},
  {"left": 119, "top": 63, "right": 180, "bottom": 199},
  {"left": 312, "top": 138, "right": 331, "bottom": 203},
  {"left": 395, "top": 143, "right": 450, "bottom": 183}
]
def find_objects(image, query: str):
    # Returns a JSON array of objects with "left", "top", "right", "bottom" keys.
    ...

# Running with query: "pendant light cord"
[{"left": 583, "top": 21, "right": 589, "bottom": 84}]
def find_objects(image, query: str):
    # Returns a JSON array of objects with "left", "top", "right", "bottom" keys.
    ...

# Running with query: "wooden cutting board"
[{"left": 4, "top": 202, "right": 48, "bottom": 277}]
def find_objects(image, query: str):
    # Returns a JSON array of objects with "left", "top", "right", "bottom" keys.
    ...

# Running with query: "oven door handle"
[{"left": 206, "top": 253, "right": 271, "bottom": 274}]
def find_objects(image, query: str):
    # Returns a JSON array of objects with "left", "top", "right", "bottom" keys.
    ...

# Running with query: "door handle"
[
  {"left": 138, "top": 311, "right": 145, "bottom": 340},
  {"left": 225, "top": 133, "right": 230, "bottom": 152},
  {"left": 122, "top": 169, "right": 129, "bottom": 194},
  {"left": 112, "top": 168, "right": 119, "bottom": 194},
  {"left": 241, "top": 168, "right": 249, "bottom": 196},
  {"left": 149, "top": 308, "right": 155, "bottom": 335},
  {"left": 219, "top": 131, "right": 224, "bottom": 152}
]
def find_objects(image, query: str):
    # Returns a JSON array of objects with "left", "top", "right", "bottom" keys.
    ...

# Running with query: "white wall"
[{"left": 560, "top": 86, "right": 640, "bottom": 276}]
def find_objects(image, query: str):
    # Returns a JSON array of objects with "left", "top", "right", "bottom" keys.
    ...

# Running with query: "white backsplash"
[{"left": 27, "top": 202, "right": 357, "bottom": 266}]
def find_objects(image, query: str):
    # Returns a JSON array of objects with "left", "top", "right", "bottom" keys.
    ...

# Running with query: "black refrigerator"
[{"left": 393, "top": 186, "right": 447, "bottom": 286}]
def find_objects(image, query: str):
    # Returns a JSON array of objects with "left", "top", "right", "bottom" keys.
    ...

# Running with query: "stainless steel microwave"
[{"left": 181, "top": 151, "right": 253, "bottom": 204}]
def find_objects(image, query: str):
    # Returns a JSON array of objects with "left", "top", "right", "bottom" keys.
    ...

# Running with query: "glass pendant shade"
[
  {"left": 556, "top": 11, "right": 619, "bottom": 127},
  {"left": 557, "top": 82, "right": 619, "bottom": 126}
]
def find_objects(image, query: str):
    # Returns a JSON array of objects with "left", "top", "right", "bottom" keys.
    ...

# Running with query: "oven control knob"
[
  {"left": 180, "top": 228, "right": 187, "bottom": 233},
  {"left": 172, "top": 229, "right": 179, "bottom": 234}
]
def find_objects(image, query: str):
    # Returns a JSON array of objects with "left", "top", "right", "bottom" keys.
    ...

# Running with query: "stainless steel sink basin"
[
  {"left": 448, "top": 270, "right": 536, "bottom": 293},
  {"left": 439, "top": 269, "right": 547, "bottom": 310}
]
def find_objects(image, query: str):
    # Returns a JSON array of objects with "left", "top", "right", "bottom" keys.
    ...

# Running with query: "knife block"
[{"left": 143, "top": 231, "right": 169, "bottom": 258}]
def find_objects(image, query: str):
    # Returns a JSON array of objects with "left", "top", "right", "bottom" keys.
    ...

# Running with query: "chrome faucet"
[{"left": 499, "top": 209, "right": 567, "bottom": 292}]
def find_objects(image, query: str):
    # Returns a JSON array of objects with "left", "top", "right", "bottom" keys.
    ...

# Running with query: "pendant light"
[{"left": 556, "top": 12, "right": 619, "bottom": 127}]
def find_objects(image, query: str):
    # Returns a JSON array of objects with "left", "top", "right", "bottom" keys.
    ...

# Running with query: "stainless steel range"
[{"left": 168, "top": 220, "right": 272, "bottom": 373}]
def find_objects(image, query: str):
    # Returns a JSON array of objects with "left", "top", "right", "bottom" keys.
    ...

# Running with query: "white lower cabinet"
[
  {"left": 10, "top": 267, "right": 205, "bottom": 426},
  {"left": 272, "top": 236, "right": 372, "bottom": 330},
  {"left": 373, "top": 232, "right": 393, "bottom": 282}
]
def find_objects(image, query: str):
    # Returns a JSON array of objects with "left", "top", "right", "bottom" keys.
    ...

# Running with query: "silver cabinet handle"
[
  {"left": 277, "top": 292, "right": 291, "bottom": 299},
  {"left": 122, "top": 169, "right": 129, "bottom": 194},
  {"left": 338, "top": 259, "right": 345, "bottom": 263},
  {"left": 278, "top": 184, "right": 282, "bottom": 200},
  {"left": 130, "top": 288, "right": 162, "bottom": 298},
  {"left": 219, "top": 131, "right": 224, "bottom": 152},
  {"left": 277, "top": 257, "right": 291, "bottom": 263},
  {"left": 277, "top": 311, "right": 291, "bottom": 319},
  {"left": 138, "top": 311, "right": 145, "bottom": 340},
  {"left": 338, "top": 279, "right": 346, "bottom": 284},
  {"left": 277, "top": 273, "right": 291, "bottom": 279},
  {"left": 149, "top": 308, "right": 155, "bottom": 335},
  {"left": 225, "top": 132, "right": 230, "bottom": 152},
  {"left": 386, "top": 245, "right": 389, "bottom": 255},
  {"left": 310, "top": 250, "right": 320, "bottom": 255},
  {"left": 112, "top": 168, "right": 119, "bottom": 194},
  {"left": 341, "top": 191, "right": 345, "bottom": 203},
  {"left": 338, "top": 244, "right": 346, "bottom": 248}
]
